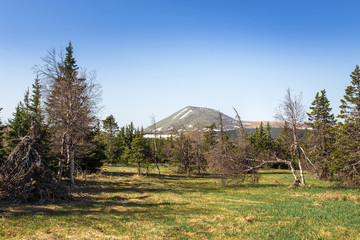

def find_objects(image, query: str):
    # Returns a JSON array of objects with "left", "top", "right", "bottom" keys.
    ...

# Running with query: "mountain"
[{"left": 144, "top": 106, "right": 284, "bottom": 134}]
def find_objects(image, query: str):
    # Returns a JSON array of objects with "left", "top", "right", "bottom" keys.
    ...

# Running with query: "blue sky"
[{"left": 1, "top": 0, "right": 360, "bottom": 127}]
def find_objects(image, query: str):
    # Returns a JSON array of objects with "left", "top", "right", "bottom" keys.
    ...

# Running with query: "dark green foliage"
[
  {"left": 101, "top": 115, "right": 122, "bottom": 164},
  {"left": 5, "top": 95, "right": 32, "bottom": 150},
  {"left": 103, "top": 115, "right": 119, "bottom": 136},
  {"left": 29, "top": 76, "right": 42, "bottom": 122},
  {"left": 128, "top": 128, "right": 151, "bottom": 175},
  {"left": 64, "top": 41, "right": 78, "bottom": 72},
  {"left": 77, "top": 124, "right": 105, "bottom": 173},
  {"left": 273, "top": 123, "right": 293, "bottom": 169},
  {"left": 4, "top": 77, "right": 54, "bottom": 169},
  {"left": 249, "top": 122, "right": 275, "bottom": 155},
  {"left": 336, "top": 65, "right": 360, "bottom": 185},
  {"left": 5, "top": 86, "right": 40, "bottom": 155},
  {"left": 118, "top": 123, "right": 136, "bottom": 165},
  {"left": 306, "top": 89, "right": 337, "bottom": 179},
  {"left": 203, "top": 123, "right": 217, "bottom": 151},
  {"left": 339, "top": 65, "right": 360, "bottom": 121}
]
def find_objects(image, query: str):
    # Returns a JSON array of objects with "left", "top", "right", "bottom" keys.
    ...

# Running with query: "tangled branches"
[{"left": 0, "top": 134, "right": 72, "bottom": 204}]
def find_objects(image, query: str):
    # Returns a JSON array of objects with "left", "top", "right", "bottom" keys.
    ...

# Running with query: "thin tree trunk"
[
  {"left": 69, "top": 138, "right": 75, "bottom": 187},
  {"left": 154, "top": 140, "right": 160, "bottom": 176},
  {"left": 298, "top": 157, "right": 305, "bottom": 185},
  {"left": 57, "top": 132, "right": 66, "bottom": 183},
  {"left": 137, "top": 161, "right": 141, "bottom": 175}
]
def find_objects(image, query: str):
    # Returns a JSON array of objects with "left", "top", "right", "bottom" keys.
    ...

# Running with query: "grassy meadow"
[{"left": 1, "top": 166, "right": 360, "bottom": 239}]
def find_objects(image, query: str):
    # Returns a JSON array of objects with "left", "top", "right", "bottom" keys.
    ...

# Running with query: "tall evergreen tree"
[
  {"left": 203, "top": 123, "right": 217, "bottom": 151},
  {"left": 307, "top": 89, "right": 336, "bottom": 179},
  {"left": 5, "top": 92, "right": 32, "bottom": 151},
  {"left": 102, "top": 115, "right": 121, "bottom": 163},
  {"left": 337, "top": 65, "right": 360, "bottom": 185},
  {"left": 77, "top": 120, "right": 105, "bottom": 173},
  {"left": 103, "top": 115, "right": 119, "bottom": 136},
  {"left": 128, "top": 128, "right": 150, "bottom": 175},
  {"left": 4, "top": 77, "right": 53, "bottom": 167},
  {"left": 29, "top": 75, "right": 42, "bottom": 122},
  {"left": 249, "top": 122, "right": 274, "bottom": 155}
]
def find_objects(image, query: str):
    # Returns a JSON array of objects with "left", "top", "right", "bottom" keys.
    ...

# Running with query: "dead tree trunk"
[
  {"left": 69, "top": 138, "right": 75, "bottom": 187},
  {"left": 57, "top": 132, "right": 67, "bottom": 183},
  {"left": 275, "top": 88, "right": 313, "bottom": 186}
]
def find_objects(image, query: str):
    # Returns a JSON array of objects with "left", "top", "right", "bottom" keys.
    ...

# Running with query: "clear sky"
[{"left": 1, "top": 0, "right": 360, "bottom": 127}]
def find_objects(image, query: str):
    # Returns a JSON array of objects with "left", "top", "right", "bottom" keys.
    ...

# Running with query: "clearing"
[{"left": 1, "top": 166, "right": 360, "bottom": 239}]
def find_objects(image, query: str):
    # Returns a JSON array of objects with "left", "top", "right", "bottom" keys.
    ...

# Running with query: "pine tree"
[
  {"left": 4, "top": 77, "right": 54, "bottom": 168},
  {"left": 29, "top": 75, "right": 42, "bottom": 122},
  {"left": 274, "top": 122, "right": 294, "bottom": 169},
  {"left": 203, "top": 123, "right": 217, "bottom": 151},
  {"left": 103, "top": 115, "right": 119, "bottom": 137},
  {"left": 77, "top": 120, "right": 105, "bottom": 173},
  {"left": 307, "top": 89, "right": 336, "bottom": 179},
  {"left": 265, "top": 122, "right": 273, "bottom": 150},
  {"left": 5, "top": 92, "right": 32, "bottom": 151},
  {"left": 337, "top": 65, "right": 360, "bottom": 185},
  {"left": 249, "top": 122, "right": 274, "bottom": 155},
  {"left": 129, "top": 128, "right": 149, "bottom": 175},
  {"left": 102, "top": 115, "right": 121, "bottom": 163}
]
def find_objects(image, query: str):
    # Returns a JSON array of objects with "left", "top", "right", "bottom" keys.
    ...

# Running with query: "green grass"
[{"left": 1, "top": 166, "right": 360, "bottom": 239}]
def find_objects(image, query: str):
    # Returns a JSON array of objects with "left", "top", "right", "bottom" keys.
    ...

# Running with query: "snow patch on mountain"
[
  {"left": 172, "top": 107, "right": 188, "bottom": 120},
  {"left": 179, "top": 109, "right": 193, "bottom": 120}
]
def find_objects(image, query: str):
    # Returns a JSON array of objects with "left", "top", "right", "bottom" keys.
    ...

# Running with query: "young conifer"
[{"left": 307, "top": 89, "right": 336, "bottom": 179}]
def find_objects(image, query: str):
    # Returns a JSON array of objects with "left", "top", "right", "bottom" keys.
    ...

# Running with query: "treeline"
[
  {"left": 94, "top": 66, "right": 360, "bottom": 187},
  {"left": 1, "top": 42, "right": 360, "bottom": 188}
]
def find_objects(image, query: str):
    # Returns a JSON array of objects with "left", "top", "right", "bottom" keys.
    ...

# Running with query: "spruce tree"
[
  {"left": 29, "top": 75, "right": 42, "bottom": 122},
  {"left": 307, "top": 89, "right": 336, "bottom": 179},
  {"left": 337, "top": 65, "right": 360, "bottom": 185},
  {"left": 249, "top": 122, "right": 274, "bottom": 155},
  {"left": 203, "top": 123, "right": 217, "bottom": 151},
  {"left": 129, "top": 128, "right": 149, "bottom": 175},
  {"left": 77, "top": 120, "right": 105, "bottom": 173},
  {"left": 265, "top": 122, "right": 273, "bottom": 149},
  {"left": 5, "top": 92, "right": 32, "bottom": 151},
  {"left": 4, "top": 77, "right": 54, "bottom": 167},
  {"left": 102, "top": 115, "right": 121, "bottom": 164}
]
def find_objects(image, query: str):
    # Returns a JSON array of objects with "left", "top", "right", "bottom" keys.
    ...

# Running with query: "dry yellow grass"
[{"left": 0, "top": 167, "right": 360, "bottom": 239}]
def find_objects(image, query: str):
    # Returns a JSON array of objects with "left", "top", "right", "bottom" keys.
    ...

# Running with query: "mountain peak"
[{"left": 145, "top": 106, "right": 239, "bottom": 133}]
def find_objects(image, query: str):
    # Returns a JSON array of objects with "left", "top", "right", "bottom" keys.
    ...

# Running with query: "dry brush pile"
[{"left": 0, "top": 129, "right": 72, "bottom": 204}]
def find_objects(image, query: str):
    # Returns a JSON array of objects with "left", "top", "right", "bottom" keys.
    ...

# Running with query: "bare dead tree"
[
  {"left": 275, "top": 88, "right": 314, "bottom": 186},
  {"left": 233, "top": 107, "right": 247, "bottom": 147},
  {"left": 218, "top": 111, "right": 225, "bottom": 142},
  {"left": 207, "top": 111, "right": 260, "bottom": 185},
  {"left": 34, "top": 43, "right": 101, "bottom": 188}
]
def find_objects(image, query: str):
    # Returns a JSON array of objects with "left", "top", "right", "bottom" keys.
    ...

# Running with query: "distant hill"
[{"left": 145, "top": 106, "right": 284, "bottom": 137}]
